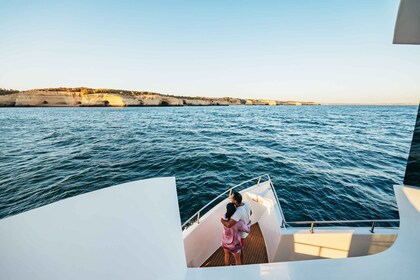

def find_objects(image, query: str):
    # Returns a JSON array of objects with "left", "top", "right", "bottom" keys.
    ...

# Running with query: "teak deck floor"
[{"left": 201, "top": 223, "right": 268, "bottom": 267}]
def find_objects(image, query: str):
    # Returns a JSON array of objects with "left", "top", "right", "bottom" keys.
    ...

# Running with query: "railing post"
[
  {"left": 370, "top": 221, "right": 375, "bottom": 233},
  {"left": 196, "top": 212, "right": 200, "bottom": 224},
  {"left": 310, "top": 223, "right": 314, "bottom": 233},
  {"left": 257, "top": 176, "right": 261, "bottom": 186},
  {"left": 229, "top": 188, "right": 232, "bottom": 197}
]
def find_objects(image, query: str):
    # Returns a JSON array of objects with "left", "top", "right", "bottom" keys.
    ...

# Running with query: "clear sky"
[{"left": 0, "top": 0, "right": 419, "bottom": 104}]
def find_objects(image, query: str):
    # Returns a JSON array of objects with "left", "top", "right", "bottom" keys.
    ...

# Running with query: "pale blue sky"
[{"left": 0, "top": 0, "right": 419, "bottom": 104}]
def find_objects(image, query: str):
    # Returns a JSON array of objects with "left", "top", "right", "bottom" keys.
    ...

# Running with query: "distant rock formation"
[{"left": 0, "top": 88, "right": 320, "bottom": 107}]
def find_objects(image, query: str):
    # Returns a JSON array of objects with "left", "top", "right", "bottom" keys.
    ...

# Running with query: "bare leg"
[
  {"left": 233, "top": 252, "right": 242, "bottom": 265},
  {"left": 241, "top": 239, "right": 245, "bottom": 264},
  {"left": 223, "top": 248, "right": 231, "bottom": 266}
]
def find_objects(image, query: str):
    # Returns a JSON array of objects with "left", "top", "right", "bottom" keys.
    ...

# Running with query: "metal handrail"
[
  {"left": 285, "top": 219, "right": 399, "bottom": 225},
  {"left": 267, "top": 174, "right": 400, "bottom": 232},
  {"left": 181, "top": 173, "right": 401, "bottom": 234},
  {"left": 266, "top": 174, "right": 287, "bottom": 227},
  {"left": 285, "top": 219, "right": 400, "bottom": 233},
  {"left": 181, "top": 174, "right": 271, "bottom": 229}
]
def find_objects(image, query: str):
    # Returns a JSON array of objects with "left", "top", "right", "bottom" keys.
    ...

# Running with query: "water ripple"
[{"left": 0, "top": 105, "right": 417, "bottom": 223}]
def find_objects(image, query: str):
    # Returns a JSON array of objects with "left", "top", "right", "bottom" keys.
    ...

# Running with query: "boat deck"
[{"left": 201, "top": 223, "right": 268, "bottom": 267}]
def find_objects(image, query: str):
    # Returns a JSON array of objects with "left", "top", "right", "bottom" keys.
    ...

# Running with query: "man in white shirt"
[{"left": 220, "top": 191, "right": 252, "bottom": 264}]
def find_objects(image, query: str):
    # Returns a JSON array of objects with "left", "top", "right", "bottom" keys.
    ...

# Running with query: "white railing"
[
  {"left": 266, "top": 174, "right": 287, "bottom": 227},
  {"left": 181, "top": 174, "right": 400, "bottom": 233},
  {"left": 182, "top": 174, "right": 281, "bottom": 230},
  {"left": 285, "top": 219, "right": 400, "bottom": 233}
]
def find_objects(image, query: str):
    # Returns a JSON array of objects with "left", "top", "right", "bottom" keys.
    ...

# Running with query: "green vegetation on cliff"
[
  {"left": 32, "top": 87, "right": 233, "bottom": 101},
  {"left": 30, "top": 87, "right": 160, "bottom": 96},
  {"left": 0, "top": 88, "right": 19, "bottom": 95},
  {"left": 0, "top": 87, "right": 320, "bottom": 106}
]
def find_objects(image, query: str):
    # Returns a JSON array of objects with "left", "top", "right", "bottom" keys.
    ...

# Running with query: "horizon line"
[{"left": 1, "top": 86, "right": 418, "bottom": 106}]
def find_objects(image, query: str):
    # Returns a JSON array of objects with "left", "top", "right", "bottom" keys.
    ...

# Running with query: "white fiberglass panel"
[
  {"left": 245, "top": 181, "right": 283, "bottom": 262},
  {"left": 0, "top": 177, "right": 186, "bottom": 280},
  {"left": 394, "top": 0, "right": 420, "bottom": 44},
  {"left": 185, "top": 185, "right": 420, "bottom": 280}
]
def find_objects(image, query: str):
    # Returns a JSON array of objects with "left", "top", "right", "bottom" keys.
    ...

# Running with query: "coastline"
[{"left": 0, "top": 87, "right": 320, "bottom": 107}]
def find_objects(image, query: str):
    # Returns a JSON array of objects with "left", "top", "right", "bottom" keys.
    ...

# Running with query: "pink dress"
[{"left": 221, "top": 218, "right": 250, "bottom": 253}]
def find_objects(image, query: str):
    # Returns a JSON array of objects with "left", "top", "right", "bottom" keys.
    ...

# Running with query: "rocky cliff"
[{"left": 0, "top": 88, "right": 320, "bottom": 107}]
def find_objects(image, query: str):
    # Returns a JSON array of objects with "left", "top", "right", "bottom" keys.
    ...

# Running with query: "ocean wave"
[{"left": 0, "top": 105, "right": 417, "bottom": 223}]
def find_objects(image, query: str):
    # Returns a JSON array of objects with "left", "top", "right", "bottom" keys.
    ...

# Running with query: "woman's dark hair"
[{"left": 225, "top": 203, "right": 236, "bottom": 220}]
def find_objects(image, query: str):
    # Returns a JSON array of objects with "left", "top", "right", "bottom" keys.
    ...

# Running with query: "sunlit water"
[{"left": 0, "top": 106, "right": 417, "bottom": 224}]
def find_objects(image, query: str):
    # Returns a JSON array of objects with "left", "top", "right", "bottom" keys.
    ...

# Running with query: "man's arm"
[
  {"left": 220, "top": 218, "right": 237, "bottom": 228},
  {"left": 245, "top": 202, "right": 252, "bottom": 216}
]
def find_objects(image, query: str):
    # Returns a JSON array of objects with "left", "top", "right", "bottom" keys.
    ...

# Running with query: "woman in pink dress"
[{"left": 221, "top": 203, "right": 250, "bottom": 265}]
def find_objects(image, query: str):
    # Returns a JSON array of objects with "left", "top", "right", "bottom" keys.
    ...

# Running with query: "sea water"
[{"left": 0, "top": 105, "right": 417, "bottom": 223}]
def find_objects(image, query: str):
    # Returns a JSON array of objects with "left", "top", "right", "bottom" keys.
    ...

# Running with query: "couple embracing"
[{"left": 220, "top": 191, "right": 252, "bottom": 266}]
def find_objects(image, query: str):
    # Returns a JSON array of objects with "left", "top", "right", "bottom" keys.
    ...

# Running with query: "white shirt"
[{"left": 231, "top": 201, "right": 252, "bottom": 238}]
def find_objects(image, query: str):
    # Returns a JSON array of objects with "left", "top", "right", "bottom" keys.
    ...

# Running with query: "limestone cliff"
[{"left": 0, "top": 88, "right": 320, "bottom": 107}]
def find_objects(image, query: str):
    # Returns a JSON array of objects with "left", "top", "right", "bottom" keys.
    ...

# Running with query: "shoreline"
[{"left": 0, "top": 87, "right": 320, "bottom": 107}]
